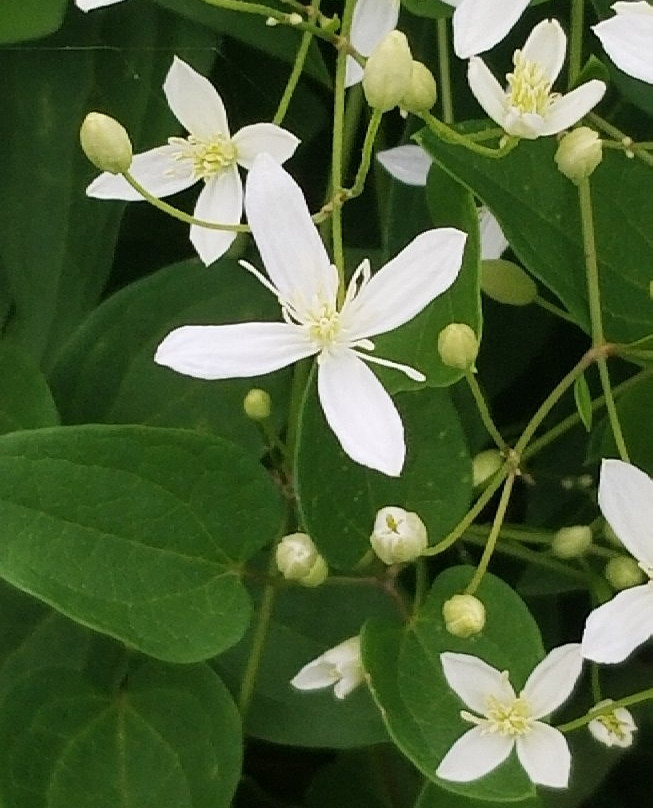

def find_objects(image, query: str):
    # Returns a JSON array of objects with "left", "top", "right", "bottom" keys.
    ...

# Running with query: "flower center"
[
  {"left": 307, "top": 304, "right": 341, "bottom": 347},
  {"left": 595, "top": 711, "right": 629, "bottom": 741},
  {"left": 168, "top": 134, "right": 238, "bottom": 180},
  {"left": 463, "top": 695, "right": 534, "bottom": 737},
  {"left": 506, "top": 50, "right": 554, "bottom": 116}
]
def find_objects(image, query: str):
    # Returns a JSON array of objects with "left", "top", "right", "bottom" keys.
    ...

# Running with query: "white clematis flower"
[
  {"left": 441, "top": 0, "right": 531, "bottom": 59},
  {"left": 582, "top": 459, "right": 653, "bottom": 663},
  {"left": 468, "top": 19, "right": 606, "bottom": 139},
  {"left": 291, "top": 636, "right": 364, "bottom": 699},
  {"left": 86, "top": 57, "right": 300, "bottom": 266},
  {"left": 76, "top": 0, "right": 126, "bottom": 10},
  {"left": 593, "top": 1, "right": 653, "bottom": 84},
  {"left": 588, "top": 699, "right": 637, "bottom": 748},
  {"left": 346, "top": 0, "right": 401, "bottom": 87},
  {"left": 155, "top": 154, "right": 466, "bottom": 476},
  {"left": 437, "top": 645, "right": 583, "bottom": 788}
]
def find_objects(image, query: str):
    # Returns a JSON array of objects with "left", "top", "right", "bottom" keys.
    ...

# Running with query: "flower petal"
[
  {"left": 598, "top": 459, "right": 653, "bottom": 567},
  {"left": 245, "top": 154, "right": 337, "bottom": 306},
  {"left": 521, "top": 19, "right": 567, "bottom": 84},
  {"left": 376, "top": 145, "right": 432, "bottom": 186},
  {"left": 291, "top": 659, "right": 339, "bottom": 692},
  {"left": 344, "top": 228, "right": 467, "bottom": 340},
  {"left": 190, "top": 167, "right": 243, "bottom": 266},
  {"left": 232, "top": 123, "right": 300, "bottom": 170},
  {"left": 521, "top": 644, "right": 583, "bottom": 718},
  {"left": 317, "top": 349, "right": 405, "bottom": 476},
  {"left": 163, "top": 56, "right": 229, "bottom": 141},
  {"left": 155, "top": 322, "right": 316, "bottom": 379},
  {"left": 540, "top": 80, "right": 607, "bottom": 136},
  {"left": 479, "top": 207, "right": 509, "bottom": 260},
  {"left": 86, "top": 144, "right": 194, "bottom": 200},
  {"left": 467, "top": 57, "right": 508, "bottom": 127},
  {"left": 452, "top": 0, "right": 531, "bottom": 58},
  {"left": 437, "top": 726, "right": 514, "bottom": 782},
  {"left": 581, "top": 584, "right": 653, "bottom": 663},
  {"left": 440, "top": 652, "right": 515, "bottom": 714},
  {"left": 76, "top": 0, "right": 125, "bottom": 9},
  {"left": 593, "top": 4, "right": 653, "bottom": 84},
  {"left": 516, "top": 724, "right": 571, "bottom": 788}
]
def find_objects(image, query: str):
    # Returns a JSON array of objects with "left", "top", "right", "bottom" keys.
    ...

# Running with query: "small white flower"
[
  {"left": 370, "top": 506, "right": 428, "bottom": 564},
  {"left": 588, "top": 699, "right": 637, "bottom": 748},
  {"left": 437, "top": 645, "right": 583, "bottom": 788},
  {"left": 582, "top": 460, "right": 653, "bottom": 663},
  {"left": 291, "top": 636, "right": 364, "bottom": 699},
  {"left": 76, "top": 0, "right": 126, "bottom": 10},
  {"left": 86, "top": 57, "right": 299, "bottom": 266},
  {"left": 441, "top": 0, "right": 531, "bottom": 59},
  {"left": 468, "top": 19, "right": 606, "bottom": 139},
  {"left": 346, "top": 0, "right": 400, "bottom": 87},
  {"left": 155, "top": 154, "right": 466, "bottom": 476},
  {"left": 593, "top": 2, "right": 653, "bottom": 84}
]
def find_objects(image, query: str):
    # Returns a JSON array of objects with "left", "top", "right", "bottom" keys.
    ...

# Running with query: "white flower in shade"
[
  {"left": 593, "top": 1, "right": 653, "bottom": 84},
  {"left": 346, "top": 0, "right": 400, "bottom": 87},
  {"left": 468, "top": 19, "right": 607, "bottom": 139},
  {"left": 588, "top": 699, "right": 637, "bottom": 748},
  {"left": 370, "top": 506, "right": 428, "bottom": 564},
  {"left": 441, "top": 0, "right": 531, "bottom": 59},
  {"left": 582, "top": 460, "right": 653, "bottom": 663},
  {"left": 291, "top": 636, "right": 364, "bottom": 699},
  {"left": 155, "top": 155, "right": 466, "bottom": 476},
  {"left": 437, "top": 645, "right": 583, "bottom": 788},
  {"left": 86, "top": 57, "right": 299, "bottom": 266},
  {"left": 76, "top": 0, "right": 125, "bottom": 10}
]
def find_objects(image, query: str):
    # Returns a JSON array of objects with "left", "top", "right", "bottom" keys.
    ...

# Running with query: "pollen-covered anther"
[
  {"left": 169, "top": 134, "right": 238, "bottom": 180},
  {"left": 507, "top": 50, "right": 554, "bottom": 115},
  {"left": 308, "top": 306, "right": 341, "bottom": 346}
]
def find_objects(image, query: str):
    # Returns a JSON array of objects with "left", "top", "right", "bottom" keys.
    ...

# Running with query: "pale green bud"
[
  {"left": 437, "top": 323, "right": 479, "bottom": 371},
  {"left": 604, "top": 556, "right": 646, "bottom": 590},
  {"left": 552, "top": 525, "right": 593, "bottom": 559},
  {"left": 442, "top": 594, "right": 486, "bottom": 638},
  {"left": 554, "top": 127, "right": 603, "bottom": 185},
  {"left": 80, "top": 112, "right": 132, "bottom": 174},
  {"left": 370, "top": 506, "right": 428, "bottom": 565},
  {"left": 400, "top": 61, "right": 437, "bottom": 114},
  {"left": 243, "top": 388, "right": 271, "bottom": 421},
  {"left": 481, "top": 260, "right": 538, "bottom": 306},
  {"left": 276, "top": 532, "right": 328, "bottom": 586},
  {"left": 472, "top": 449, "right": 503, "bottom": 488},
  {"left": 362, "top": 30, "right": 413, "bottom": 112}
]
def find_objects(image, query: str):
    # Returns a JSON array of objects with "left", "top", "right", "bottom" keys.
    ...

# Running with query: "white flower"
[
  {"left": 593, "top": 1, "right": 653, "bottom": 84},
  {"left": 155, "top": 154, "right": 466, "bottom": 476},
  {"left": 76, "top": 0, "right": 126, "bottom": 10},
  {"left": 86, "top": 57, "right": 300, "bottom": 266},
  {"left": 582, "top": 459, "right": 653, "bottom": 663},
  {"left": 588, "top": 699, "right": 637, "bottom": 748},
  {"left": 370, "top": 506, "right": 428, "bottom": 564},
  {"left": 291, "top": 636, "right": 364, "bottom": 699},
  {"left": 437, "top": 645, "right": 583, "bottom": 788},
  {"left": 468, "top": 19, "right": 607, "bottom": 139},
  {"left": 346, "top": 0, "right": 400, "bottom": 87},
  {"left": 441, "top": 0, "right": 531, "bottom": 59}
]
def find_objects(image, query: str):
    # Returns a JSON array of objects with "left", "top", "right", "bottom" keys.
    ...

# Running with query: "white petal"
[
  {"left": 163, "top": 56, "right": 229, "bottom": 141},
  {"left": 155, "top": 322, "right": 316, "bottom": 379},
  {"left": 540, "top": 81, "right": 607, "bottom": 136},
  {"left": 516, "top": 724, "right": 571, "bottom": 788},
  {"left": 479, "top": 207, "right": 509, "bottom": 260},
  {"left": 317, "top": 349, "right": 405, "bottom": 476},
  {"left": 232, "top": 123, "right": 300, "bottom": 170},
  {"left": 350, "top": 0, "right": 400, "bottom": 57},
  {"left": 190, "top": 168, "right": 242, "bottom": 266},
  {"left": 598, "top": 459, "right": 653, "bottom": 566},
  {"left": 76, "top": 0, "right": 125, "bottom": 9},
  {"left": 581, "top": 584, "right": 653, "bottom": 663},
  {"left": 345, "top": 58, "right": 365, "bottom": 88},
  {"left": 452, "top": 0, "right": 531, "bottom": 58},
  {"left": 502, "top": 109, "right": 547, "bottom": 139},
  {"left": 593, "top": 8, "right": 653, "bottom": 84},
  {"left": 467, "top": 58, "right": 508, "bottom": 127},
  {"left": 344, "top": 229, "right": 467, "bottom": 340},
  {"left": 440, "top": 653, "right": 515, "bottom": 714},
  {"left": 245, "top": 154, "right": 337, "bottom": 306},
  {"left": 85, "top": 144, "right": 194, "bottom": 200},
  {"left": 376, "top": 145, "right": 432, "bottom": 186},
  {"left": 437, "top": 726, "right": 514, "bottom": 782},
  {"left": 521, "top": 19, "right": 567, "bottom": 85},
  {"left": 291, "top": 659, "right": 339, "bottom": 692},
  {"left": 521, "top": 644, "right": 583, "bottom": 719}
]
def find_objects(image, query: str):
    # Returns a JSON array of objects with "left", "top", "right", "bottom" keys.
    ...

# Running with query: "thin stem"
[
  {"left": 597, "top": 358, "right": 631, "bottom": 461},
  {"left": 533, "top": 295, "right": 577, "bottom": 325},
  {"left": 557, "top": 688, "right": 653, "bottom": 733},
  {"left": 274, "top": 2, "right": 321, "bottom": 126},
  {"left": 420, "top": 112, "right": 519, "bottom": 159},
  {"left": 589, "top": 113, "right": 653, "bottom": 168},
  {"left": 568, "top": 0, "right": 585, "bottom": 89},
  {"left": 436, "top": 18, "right": 454, "bottom": 124},
  {"left": 414, "top": 557, "right": 429, "bottom": 614},
  {"left": 465, "top": 372, "right": 508, "bottom": 451},
  {"left": 343, "top": 108, "right": 383, "bottom": 199}
]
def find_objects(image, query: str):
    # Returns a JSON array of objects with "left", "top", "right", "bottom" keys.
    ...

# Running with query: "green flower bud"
[
  {"left": 370, "top": 506, "right": 428, "bottom": 565},
  {"left": 552, "top": 525, "right": 592, "bottom": 559},
  {"left": 554, "top": 127, "right": 603, "bottom": 185},
  {"left": 243, "top": 388, "right": 271, "bottom": 421},
  {"left": 437, "top": 323, "right": 479, "bottom": 371},
  {"left": 276, "top": 532, "right": 328, "bottom": 586},
  {"left": 362, "top": 31, "right": 413, "bottom": 112},
  {"left": 80, "top": 112, "right": 132, "bottom": 174},
  {"left": 481, "top": 260, "right": 538, "bottom": 306},
  {"left": 299, "top": 554, "right": 329, "bottom": 588},
  {"left": 604, "top": 556, "right": 646, "bottom": 590},
  {"left": 442, "top": 594, "right": 486, "bottom": 638},
  {"left": 472, "top": 449, "right": 503, "bottom": 488},
  {"left": 400, "top": 61, "right": 437, "bottom": 114}
]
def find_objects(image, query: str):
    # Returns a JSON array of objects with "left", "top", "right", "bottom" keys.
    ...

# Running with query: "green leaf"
[
  {"left": 597, "top": 375, "right": 653, "bottom": 473},
  {"left": 0, "top": 0, "right": 67, "bottom": 43},
  {"left": 417, "top": 782, "right": 543, "bottom": 808},
  {"left": 0, "top": 345, "right": 59, "bottom": 434},
  {"left": 0, "top": 425, "right": 284, "bottom": 662},
  {"left": 296, "top": 386, "right": 471, "bottom": 569},
  {"left": 573, "top": 374, "right": 593, "bottom": 432},
  {"left": 401, "top": 0, "right": 454, "bottom": 20}
]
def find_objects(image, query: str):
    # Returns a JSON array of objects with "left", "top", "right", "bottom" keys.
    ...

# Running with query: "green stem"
[
  {"left": 557, "top": 688, "right": 653, "bottom": 734},
  {"left": 273, "top": 2, "right": 321, "bottom": 126},
  {"left": 436, "top": 18, "right": 454, "bottom": 124},
  {"left": 597, "top": 357, "right": 631, "bottom": 461},
  {"left": 414, "top": 557, "right": 429, "bottom": 614},
  {"left": 343, "top": 108, "right": 383, "bottom": 200},
  {"left": 465, "top": 372, "right": 508, "bottom": 452},
  {"left": 533, "top": 295, "right": 577, "bottom": 325},
  {"left": 568, "top": 0, "right": 585, "bottom": 89},
  {"left": 588, "top": 113, "right": 653, "bottom": 168},
  {"left": 420, "top": 112, "right": 519, "bottom": 159}
]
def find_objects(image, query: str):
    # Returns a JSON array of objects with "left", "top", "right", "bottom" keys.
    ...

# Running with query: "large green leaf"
[
  {"left": 0, "top": 345, "right": 59, "bottom": 434},
  {"left": 0, "top": 0, "right": 67, "bottom": 43}
]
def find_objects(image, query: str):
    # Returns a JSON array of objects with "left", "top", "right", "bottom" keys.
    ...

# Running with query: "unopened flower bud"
[
  {"left": 370, "top": 506, "right": 428, "bottom": 565},
  {"left": 437, "top": 323, "right": 479, "bottom": 371},
  {"left": 400, "top": 61, "right": 437, "bottom": 114},
  {"left": 481, "top": 260, "right": 538, "bottom": 306},
  {"left": 287, "top": 12, "right": 302, "bottom": 25},
  {"left": 604, "top": 556, "right": 646, "bottom": 590},
  {"left": 472, "top": 449, "right": 503, "bottom": 488},
  {"left": 442, "top": 594, "right": 486, "bottom": 638},
  {"left": 276, "top": 533, "right": 328, "bottom": 587},
  {"left": 552, "top": 525, "right": 592, "bottom": 559},
  {"left": 80, "top": 112, "right": 132, "bottom": 174},
  {"left": 554, "top": 127, "right": 603, "bottom": 184},
  {"left": 299, "top": 554, "right": 329, "bottom": 588},
  {"left": 243, "top": 388, "right": 271, "bottom": 421},
  {"left": 362, "top": 31, "right": 413, "bottom": 112},
  {"left": 588, "top": 699, "right": 637, "bottom": 748}
]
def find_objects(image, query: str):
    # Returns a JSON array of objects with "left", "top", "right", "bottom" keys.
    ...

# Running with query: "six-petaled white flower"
[
  {"left": 593, "top": 1, "right": 653, "bottom": 84},
  {"left": 441, "top": 0, "right": 531, "bottom": 59},
  {"left": 588, "top": 699, "right": 637, "bottom": 748},
  {"left": 76, "top": 0, "right": 126, "bottom": 10},
  {"left": 582, "top": 459, "right": 653, "bottom": 663},
  {"left": 155, "top": 154, "right": 466, "bottom": 476},
  {"left": 291, "top": 636, "right": 364, "bottom": 699},
  {"left": 437, "top": 645, "right": 583, "bottom": 788},
  {"left": 346, "top": 0, "right": 401, "bottom": 87},
  {"left": 86, "top": 57, "right": 300, "bottom": 266},
  {"left": 468, "top": 19, "right": 606, "bottom": 139}
]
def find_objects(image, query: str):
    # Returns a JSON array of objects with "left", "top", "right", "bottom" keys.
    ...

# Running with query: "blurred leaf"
[
  {"left": 417, "top": 782, "right": 542, "bottom": 808},
  {"left": 0, "top": 345, "right": 59, "bottom": 434},
  {"left": 0, "top": 0, "right": 67, "bottom": 43}
]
